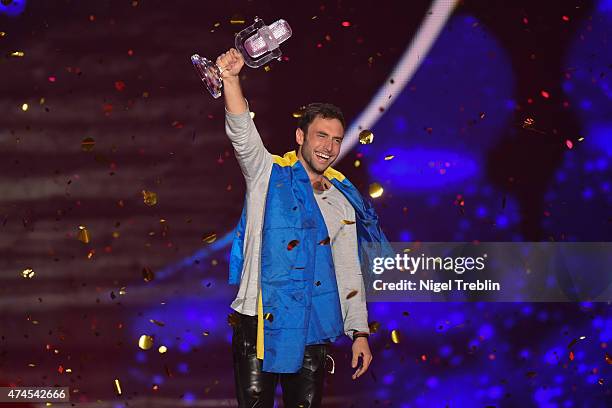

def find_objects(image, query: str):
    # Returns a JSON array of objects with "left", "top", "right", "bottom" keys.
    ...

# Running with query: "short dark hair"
[{"left": 297, "top": 103, "right": 346, "bottom": 135}]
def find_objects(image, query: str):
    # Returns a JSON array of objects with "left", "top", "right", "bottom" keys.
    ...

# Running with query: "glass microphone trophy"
[{"left": 191, "top": 17, "right": 292, "bottom": 99}]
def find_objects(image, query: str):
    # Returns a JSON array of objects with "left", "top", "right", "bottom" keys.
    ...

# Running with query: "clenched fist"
[{"left": 216, "top": 48, "right": 244, "bottom": 79}]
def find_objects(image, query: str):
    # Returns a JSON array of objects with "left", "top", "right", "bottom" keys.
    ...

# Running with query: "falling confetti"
[
  {"left": 354, "top": 159, "right": 361, "bottom": 168},
  {"left": 81, "top": 137, "right": 95, "bottom": 152},
  {"left": 341, "top": 220, "right": 356, "bottom": 225},
  {"left": 522, "top": 117, "right": 535, "bottom": 128},
  {"left": 138, "top": 334, "right": 154, "bottom": 350},
  {"left": 369, "top": 182, "right": 384, "bottom": 198},
  {"left": 77, "top": 225, "right": 90, "bottom": 244},
  {"left": 264, "top": 312, "right": 274, "bottom": 322},
  {"left": 391, "top": 329, "right": 401, "bottom": 344},
  {"left": 384, "top": 155, "right": 395, "bottom": 160},
  {"left": 10, "top": 51, "right": 25, "bottom": 57},
  {"left": 359, "top": 129, "right": 374, "bottom": 144},
  {"left": 567, "top": 335, "right": 586, "bottom": 349},
  {"left": 158, "top": 346, "right": 168, "bottom": 354},
  {"left": 21, "top": 103, "right": 28, "bottom": 111},
  {"left": 326, "top": 354, "right": 336, "bottom": 374},
  {"left": 230, "top": 17, "right": 246, "bottom": 24},
  {"left": 149, "top": 319, "right": 165, "bottom": 327},
  {"left": 346, "top": 290, "right": 358, "bottom": 299},
  {"left": 565, "top": 139, "right": 573, "bottom": 149},
  {"left": 142, "top": 267, "right": 154, "bottom": 282},
  {"left": 287, "top": 240, "right": 300, "bottom": 250},
  {"left": 605, "top": 352, "right": 612, "bottom": 365},
  {"left": 202, "top": 233, "right": 217, "bottom": 244},
  {"left": 142, "top": 190, "right": 158, "bottom": 206},
  {"left": 318, "top": 236, "right": 331, "bottom": 245},
  {"left": 119, "top": 287, "right": 127, "bottom": 295},
  {"left": 366, "top": 323, "right": 380, "bottom": 335},
  {"left": 114, "top": 379, "right": 122, "bottom": 395},
  {"left": 21, "top": 268, "right": 35, "bottom": 279}
]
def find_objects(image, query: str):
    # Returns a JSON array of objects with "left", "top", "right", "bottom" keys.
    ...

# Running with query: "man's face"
[{"left": 296, "top": 116, "right": 344, "bottom": 175}]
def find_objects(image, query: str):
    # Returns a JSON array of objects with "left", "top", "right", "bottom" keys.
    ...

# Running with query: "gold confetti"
[
  {"left": 384, "top": 155, "right": 394, "bottom": 160},
  {"left": 149, "top": 319, "right": 165, "bottom": 327},
  {"left": 318, "top": 236, "right": 331, "bottom": 245},
  {"left": 114, "top": 378, "right": 122, "bottom": 395},
  {"left": 369, "top": 321, "right": 381, "bottom": 333},
  {"left": 21, "top": 103, "right": 28, "bottom": 111},
  {"left": 346, "top": 290, "right": 358, "bottom": 299},
  {"left": 287, "top": 239, "right": 299, "bottom": 250},
  {"left": 158, "top": 345, "right": 168, "bottom": 354},
  {"left": 359, "top": 129, "right": 374, "bottom": 144},
  {"left": 264, "top": 65, "right": 271, "bottom": 72},
  {"left": 22, "top": 268, "right": 35, "bottom": 279},
  {"left": 249, "top": 111, "right": 255, "bottom": 119},
  {"left": 142, "top": 267, "right": 154, "bottom": 282},
  {"left": 391, "top": 329, "right": 401, "bottom": 344},
  {"left": 578, "top": 137, "right": 584, "bottom": 142},
  {"left": 292, "top": 106, "right": 306, "bottom": 118},
  {"left": 369, "top": 182, "right": 384, "bottom": 198},
  {"left": 39, "top": 97, "right": 45, "bottom": 104},
  {"left": 138, "top": 334, "right": 154, "bottom": 350},
  {"left": 119, "top": 287, "right": 127, "bottom": 295},
  {"left": 81, "top": 137, "right": 95, "bottom": 152},
  {"left": 264, "top": 312, "right": 274, "bottom": 322},
  {"left": 142, "top": 190, "right": 158, "bottom": 206},
  {"left": 202, "top": 233, "right": 217, "bottom": 244},
  {"left": 77, "top": 225, "right": 90, "bottom": 244},
  {"left": 354, "top": 159, "right": 361, "bottom": 168},
  {"left": 10, "top": 51, "right": 25, "bottom": 57},
  {"left": 230, "top": 18, "right": 245, "bottom": 24},
  {"left": 0, "top": 31, "right": 6, "bottom": 37}
]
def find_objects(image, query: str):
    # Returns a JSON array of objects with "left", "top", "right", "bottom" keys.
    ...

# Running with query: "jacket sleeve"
[
  {"left": 224, "top": 99, "right": 272, "bottom": 183},
  {"left": 333, "top": 209, "right": 371, "bottom": 340}
]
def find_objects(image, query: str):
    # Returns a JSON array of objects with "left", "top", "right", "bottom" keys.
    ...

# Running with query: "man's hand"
[
  {"left": 216, "top": 48, "right": 244, "bottom": 79},
  {"left": 351, "top": 337, "right": 372, "bottom": 380},
  {"left": 218, "top": 48, "right": 247, "bottom": 114}
]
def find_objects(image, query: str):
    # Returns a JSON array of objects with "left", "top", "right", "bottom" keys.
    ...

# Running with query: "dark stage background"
[{"left": 1, "top": 0, "right": 611, "bottom": 407}]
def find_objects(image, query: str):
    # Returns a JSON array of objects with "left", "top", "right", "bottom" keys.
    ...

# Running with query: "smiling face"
[{"left": 296, "top": 115, "right": 344, "bottom": 178}]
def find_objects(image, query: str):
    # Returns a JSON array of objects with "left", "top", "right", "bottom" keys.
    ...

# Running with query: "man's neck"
[{"left": 296, "top": 151, "right": 323, "bottom": 184}]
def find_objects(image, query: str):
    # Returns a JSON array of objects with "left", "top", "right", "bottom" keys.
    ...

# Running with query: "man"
[{"left": 218, "top": 48, "right": 388, "bottom": 408}]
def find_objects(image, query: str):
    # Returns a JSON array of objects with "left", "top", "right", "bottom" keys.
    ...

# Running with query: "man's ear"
[{"left": 295, "top": 128, "right": 304, "bottom": 146}]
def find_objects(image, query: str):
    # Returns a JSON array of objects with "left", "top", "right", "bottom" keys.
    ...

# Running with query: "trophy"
[{"left": 191, "top": 17, "right": 292, "bottom": 98}]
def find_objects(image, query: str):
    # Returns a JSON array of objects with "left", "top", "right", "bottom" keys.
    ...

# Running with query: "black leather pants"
[{"left": 231, "top": 311, "right": 328, "bottom": 408}]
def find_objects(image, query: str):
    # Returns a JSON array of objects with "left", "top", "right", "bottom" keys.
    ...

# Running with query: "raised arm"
[
  {"left": 216, "top": 48, "right": 271, "bottom": 182},
  {"left": 218, "top": 48, "right": 247, "bottom": 114}
]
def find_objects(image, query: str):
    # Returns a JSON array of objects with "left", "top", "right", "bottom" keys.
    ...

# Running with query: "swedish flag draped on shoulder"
[{"left": 228, "top": 151, "right": 391, "bottom": 373}]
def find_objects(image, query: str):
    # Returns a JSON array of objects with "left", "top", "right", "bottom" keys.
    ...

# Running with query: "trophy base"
[{"left": 191, "top": 54, "right": 223, "bottom": 99}]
